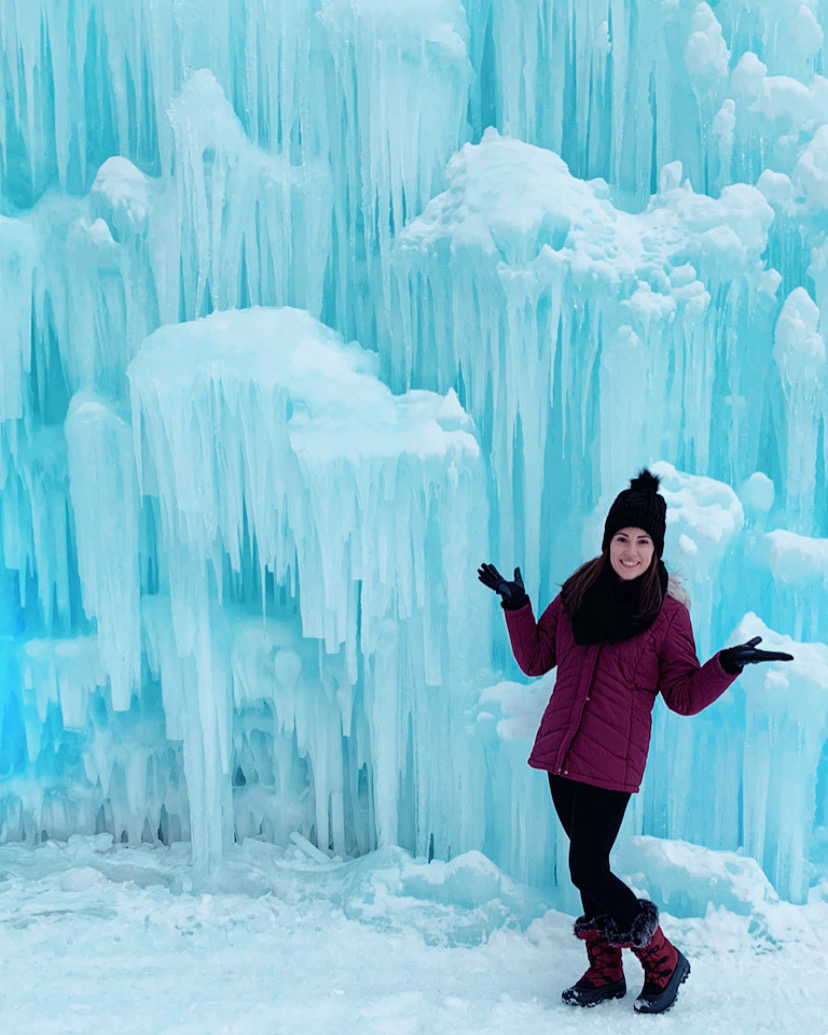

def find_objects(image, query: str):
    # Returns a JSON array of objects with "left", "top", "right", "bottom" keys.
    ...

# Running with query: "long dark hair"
[{"left": 561, "top": 548, "right": 664, "bottom": 619}]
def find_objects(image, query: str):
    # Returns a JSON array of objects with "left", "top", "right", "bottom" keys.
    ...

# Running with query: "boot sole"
[
  {"left": 634, "top": 952, "right": 690, "bottom": 1014},
  {"left": 562, "top": 979, "right": 627, "bottom": 1007}
]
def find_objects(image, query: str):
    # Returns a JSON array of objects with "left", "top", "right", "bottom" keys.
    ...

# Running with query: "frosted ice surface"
[
  {"left": 773, "top": 289, "right": 826, "bottom": 531},
  {"left": 654, "top": 462, "right": 745, "bottom": 548},
  {"left": 318, "top": 0, "right": 472, "bottom": 344},
  {"left": 0, "top": 217, "right": 38, "bottom": 432},
  {"left": 715, "top": 51, "right": 828, "bottom": 190},
  {"left": 391, "top": 130, "right": 772, "bottom": 596},
  {"left": 731, "top": 614, "right": 828, "bottom": 901},
  {"left": 763, "top": 529, "right": 828, "bottom": 579},
  {"left": 5, "top": 428, "right": 73, "bottom": 629},
  {"left": 647, "top": 462, "right": 744, "bottom": 651},
  {"left": 126, "top": 307, "right": 488, "bottom": 873},
  {"left": 613, "top": 834, "right": 779, "bottom": 918},
  {"left": 91, "top": 158, "right": 155, "bottom": 237},
  {"left": 65, "top": 391, "right": 141, "bottom": 710},
  {"left": 165, "top": 70, "right": 334, "bottom": 323},
  {"left": 684, "top": 4, "right": 731, "bottom": 97},
  {"left": 2, "top": 0, "right": 828, "bottom": 912},
  {"left": 128, "top": 306, "right": 482, "bottom": 651}
]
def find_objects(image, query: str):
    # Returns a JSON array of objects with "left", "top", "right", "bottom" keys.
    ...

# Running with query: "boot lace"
[
  {"left": 583, "top": 937, "right": 622, "bottom": 986},
  {"left": 634, "top": 931, "right": 677, "bottom": 991}
]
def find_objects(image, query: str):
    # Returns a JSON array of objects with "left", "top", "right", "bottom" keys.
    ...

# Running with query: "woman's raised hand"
[
  {"left": 719, "top": 635, "right": 794, "bottom": 675},
  {"left": 477, "top": 563, "right": 528, "bottom": 610}
]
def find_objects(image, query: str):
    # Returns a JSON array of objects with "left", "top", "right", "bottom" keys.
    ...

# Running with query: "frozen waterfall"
[{"left": 0, "top": 0, "right": 826, "bottom": 905}]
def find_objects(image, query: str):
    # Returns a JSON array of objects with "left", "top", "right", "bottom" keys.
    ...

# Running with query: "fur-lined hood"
[{"left": 667, "top": 574, "right": 690, "bottom": 610}]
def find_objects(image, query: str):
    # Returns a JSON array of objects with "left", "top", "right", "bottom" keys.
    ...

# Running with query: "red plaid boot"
[
  {"left": 561, "top": 915, "right": 626, "bottom": 1007},
  {"left": 604, "top": 899, "right": 691, "bottom": 1015}
]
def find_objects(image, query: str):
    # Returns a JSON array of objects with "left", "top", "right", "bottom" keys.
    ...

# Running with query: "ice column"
[
  {"left": 391, "top": 132, "right": 774, "bottom": 602},
  {"left": 684, "top": 5, "right": 731, "bottom": 191},
  {"left": 165, "top": 70, "right": 333, "bottom": 325},
  {"left": 715, "top": 0, "right": 823, "bottom": 82},
  {"left": 466, "top": 0, "right": 730, "bottom": 196},
  {"left": 318, "top": 0, "right": 473, "bottom": 342},
  {"left": 9, "top": 631, "right": 187, "bottom": 849},
  {"left": 1, "top": 430, "right": 74, "bottom": 630},
  {"left": 65, "top": 392, "right": 141, "bottom": 710},
  {"left": 128, "top": 307, "right": 488, "bottom": 870},
  {"left": 773, "top": 288, "right": 826, "bottom": 534},
  {"left": 0, "top": 218, "right": 38, "bottom": 429},
  {"left": 759, "top": 530, "right": 828, "bottom": 644},
  {"left": 736, "top": 615, "right": 828, "bottom": 904}
]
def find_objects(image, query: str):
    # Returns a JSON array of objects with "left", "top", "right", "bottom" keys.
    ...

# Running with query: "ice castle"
[{"left": 0, "top": 0, "right": 826, "bottom": 904}]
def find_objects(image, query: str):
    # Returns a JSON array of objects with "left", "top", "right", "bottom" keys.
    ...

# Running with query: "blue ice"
[{"left": 0, "top": 0, "right": 826, "bottom": 907}]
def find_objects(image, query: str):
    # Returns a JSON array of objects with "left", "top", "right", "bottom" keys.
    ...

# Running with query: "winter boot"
[
  {"left": 631, "top": 924, "right": 690, "bottom": 1014},
  {"left": 604, "top": 899, "right": 690, "bottom": 1015},
  {"left": 561, "top": 915, "right": 626, "bottom": 1007}
]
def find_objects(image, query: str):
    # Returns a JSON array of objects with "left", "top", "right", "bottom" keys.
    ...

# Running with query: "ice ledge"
[
  {"left": 614, "top": 834, "right": 779, "bottom": 918},
  {"left": 128, "top": 306, "right": 479, "bottom": 466},
  {"left": 396, "top": 127, "right": 774, "bottom": 280}
]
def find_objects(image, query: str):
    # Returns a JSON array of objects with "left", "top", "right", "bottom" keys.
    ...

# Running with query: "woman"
[{"left": 479, "top": 470, "right": 791, "bottom": 1015}]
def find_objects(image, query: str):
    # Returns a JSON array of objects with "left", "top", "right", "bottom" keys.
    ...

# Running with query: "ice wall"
[
  {"left": 389, "top": 132, "right": 777, "bottom": 600},
  {"left": 0, "top": 0, "right": 827, "bottom": 902},
  {"left": 127, "top": 307, "right": 487, "bottom": 871}
]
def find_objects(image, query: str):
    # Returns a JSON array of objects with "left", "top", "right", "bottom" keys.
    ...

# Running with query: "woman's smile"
[{"left": 609, "top": 527, "right": 655, "bottom": 580}]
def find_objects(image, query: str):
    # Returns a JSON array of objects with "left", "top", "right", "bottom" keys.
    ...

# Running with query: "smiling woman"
[
  {"left": 477, "top": 468, "right": 793, "bottom": 1016},
  {"left": 609, "top": 529, "right": 654, "bottom": 580}
]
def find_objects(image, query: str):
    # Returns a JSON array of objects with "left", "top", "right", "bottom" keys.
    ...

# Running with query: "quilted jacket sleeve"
[
  {"left": 503, "top": 595, "right": 562, "bottom": 677},
  {"left": 658, "top": 603, "right": 737, "bottom": 715}
]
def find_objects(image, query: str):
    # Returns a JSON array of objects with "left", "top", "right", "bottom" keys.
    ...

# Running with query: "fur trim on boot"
[
  {"left": 600, "top": 899, "right": 659, "bottom": 949},
  {"left": 561, "top": 915, "right": 626, "bottom": 1008},
  {"left": 598, "top": 901, "right": 690, "bottom": 1013},
  {"left": 573, "top": 914, "right": 598, "bottom": 937}
]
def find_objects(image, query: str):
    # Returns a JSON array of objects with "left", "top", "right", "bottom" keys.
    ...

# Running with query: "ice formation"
[{"left": 0, "top": 0, "right": 826, "bottom": 904}]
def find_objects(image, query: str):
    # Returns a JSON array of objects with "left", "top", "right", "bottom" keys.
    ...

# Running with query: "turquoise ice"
[{"left": 0, "top": 0, "right": 825, "bottom": 906}]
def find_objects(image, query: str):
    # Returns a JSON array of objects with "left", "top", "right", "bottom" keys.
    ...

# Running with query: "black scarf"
[{"left": 570, "top": 561, "right": 669, "bottom": 646}]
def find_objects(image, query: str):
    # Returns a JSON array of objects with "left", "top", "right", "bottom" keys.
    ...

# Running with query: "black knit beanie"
[{"left": 601, "top": 469, "right": 667, "bottom": 557}]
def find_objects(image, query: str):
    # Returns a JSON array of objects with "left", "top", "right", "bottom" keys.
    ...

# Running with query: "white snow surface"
[{"left": 1, "top": 835, "right": 825, "bottom": 1034}]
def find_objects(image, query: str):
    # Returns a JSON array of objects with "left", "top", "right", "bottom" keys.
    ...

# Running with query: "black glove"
[
  {"left": 477, "top": 563, "right": 528, "bottom": 610},
  {"left": 719, "top": 635, "right": 794, "bottom": 675}
]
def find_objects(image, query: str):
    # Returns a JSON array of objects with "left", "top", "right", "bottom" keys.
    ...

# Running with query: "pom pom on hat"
[
  {"left": 629, "top": 470, "right": 660, "bottom": 494},
  {"left": 602, "top": 468, "right": 667, "bottom": 557}
]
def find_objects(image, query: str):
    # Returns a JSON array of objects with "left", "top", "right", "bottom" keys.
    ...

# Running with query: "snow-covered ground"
[{"left": 2, "top": 835, "right": 825, "bottom": 1034}]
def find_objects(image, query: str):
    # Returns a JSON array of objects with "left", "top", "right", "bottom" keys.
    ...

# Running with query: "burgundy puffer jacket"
[{"left": 504, "top": 587, "right": 737, "bottom": 793}]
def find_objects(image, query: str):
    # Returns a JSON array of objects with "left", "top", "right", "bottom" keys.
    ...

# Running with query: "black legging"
[{"left": 548, "top": 773, "right": 640, "bottom": 930}]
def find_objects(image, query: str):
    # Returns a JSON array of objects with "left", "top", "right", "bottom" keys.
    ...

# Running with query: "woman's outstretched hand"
[
  {"left": 719, "top": 635, "right": 794, "bottom": 675},
  {"left": 477, "top": 563, "right": 529, "bottom": 610}
]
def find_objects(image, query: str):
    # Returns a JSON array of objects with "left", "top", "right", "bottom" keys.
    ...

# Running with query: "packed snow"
[{"left": 1, "top": 835, "right": 826, "bottom": 1034}]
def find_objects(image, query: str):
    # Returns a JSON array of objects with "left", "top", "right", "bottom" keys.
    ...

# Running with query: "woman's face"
[{"left": 609, "top": 527, "right": 655, "bottom": 581}]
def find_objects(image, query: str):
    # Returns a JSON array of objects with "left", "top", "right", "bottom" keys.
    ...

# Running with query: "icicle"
[
  {"left": 773, "top": 289, "right": 826, "bottom": 533},
  {"left": 318, "top": 0, "right": 472, "bottom": 343},
  {"left": 65, "top": 391, "right": 141, "bottom": 709},
  {"left": 390, "top": 132, "right": 773, "bottom": 598},
  {"left": 129, "top": 306, "right": 488, "bottom": 870},
  {"left": 736, "top": 615, "right": 828, "bottom": 905}
]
